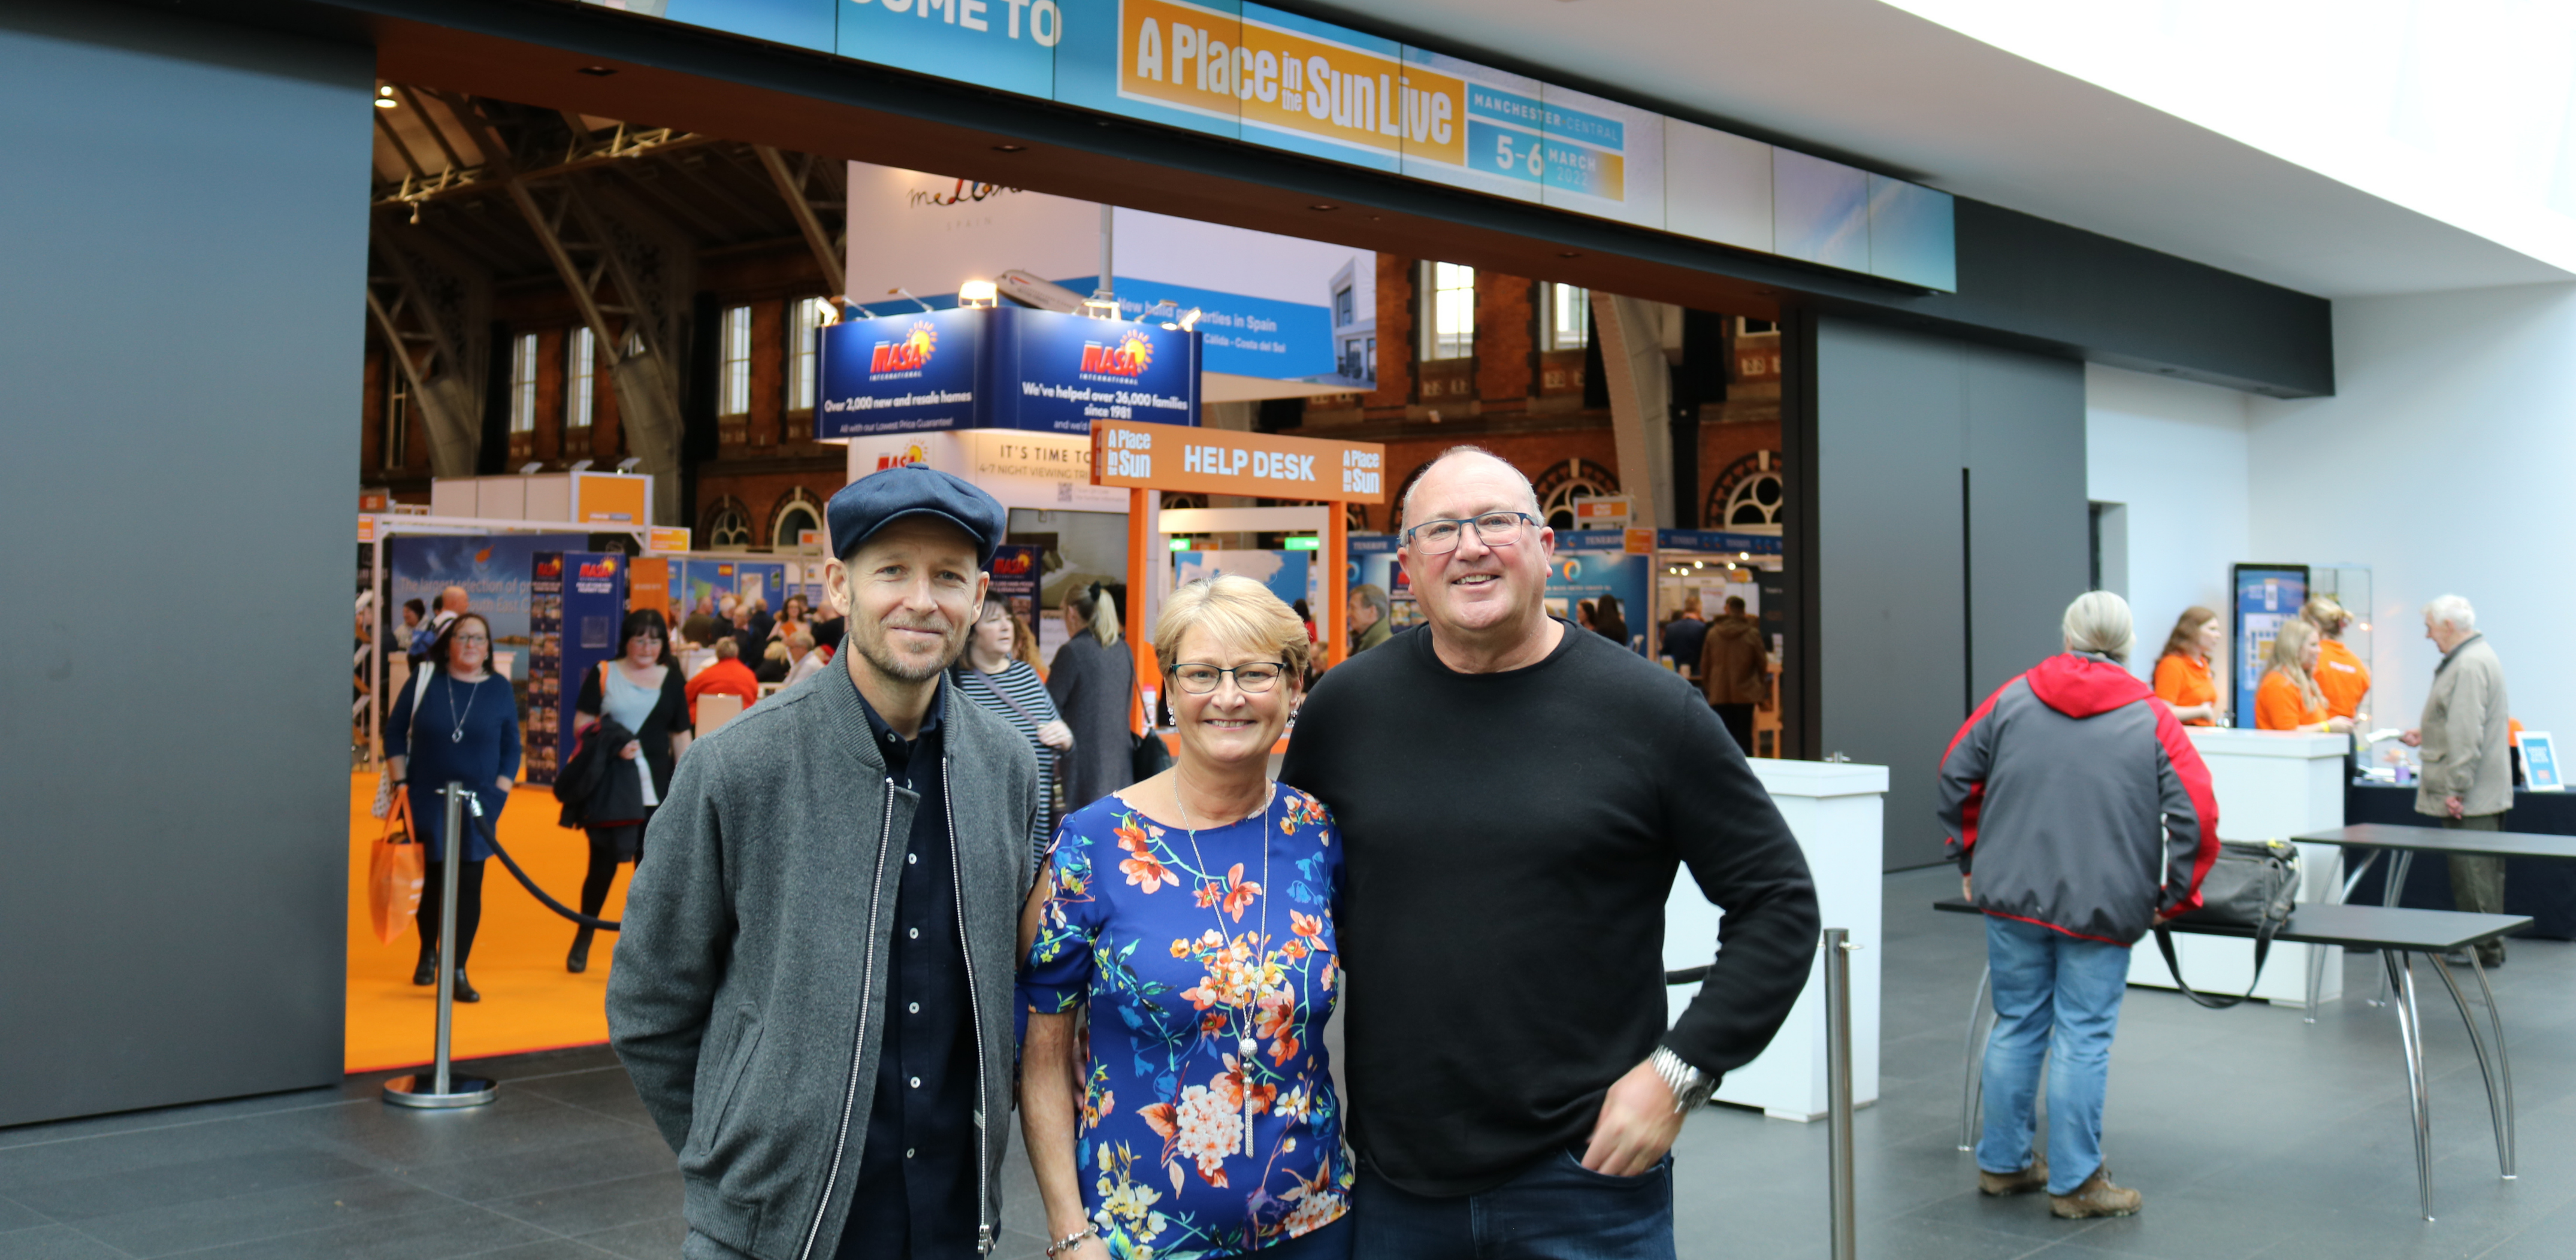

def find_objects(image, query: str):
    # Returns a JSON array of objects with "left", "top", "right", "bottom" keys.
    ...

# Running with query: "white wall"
[
  {"left": 2085, "top": 364, "right": 2251, "bottom": 683},
  {"left": 2248, "top": 282, "right": 2576, "bottom": 736}
]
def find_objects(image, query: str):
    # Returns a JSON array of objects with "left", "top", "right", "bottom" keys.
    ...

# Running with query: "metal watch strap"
[{"left": 1650, "top": 1046, "right": 1716, "bottom": 1114}]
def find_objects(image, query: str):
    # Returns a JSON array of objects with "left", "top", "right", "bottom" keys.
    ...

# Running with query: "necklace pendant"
[{"left": 451, "top": 729, "right": 464, "bottom": 743}]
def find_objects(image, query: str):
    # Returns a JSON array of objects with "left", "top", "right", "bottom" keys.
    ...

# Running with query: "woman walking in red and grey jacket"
[{"left": 1937, "top": 590, "right": 2220, "bottom": 1222}]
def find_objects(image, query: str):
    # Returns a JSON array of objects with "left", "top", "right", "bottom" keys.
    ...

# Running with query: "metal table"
[
  {"left": 2294, "top": 823, "right": 2576, "bottom": 1008},
  {"left": 1939, "top": 898, "right": 2528, "bottom": 1220}
]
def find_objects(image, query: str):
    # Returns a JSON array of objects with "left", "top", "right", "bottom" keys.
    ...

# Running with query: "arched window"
[
  {"left": 702, "top": 498, "right": 752, "bottom": 550},
  {"left": 771, "top": 489, "right": 824, "bottom": 552},
  {"left": 1704, "top": 451, "right": 1785, "bottom": 529},
  {"left": 1529, "top": 458, "right": 1623, "bottom": 532}
]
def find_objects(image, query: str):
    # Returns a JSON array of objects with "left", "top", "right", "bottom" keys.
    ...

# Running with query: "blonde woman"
[
  {"left": 1021, "top": 576, "right": 1351, "bottom": 1258},
  {"left": 1049, "top": 581, "right": 1137, "bottom": 813},
  {"left": 2302, "top": 596, "right": 2370, "bottom": 723},
  {"left": 2255, "top": 620, "right": 2353, "bottom": 734}
]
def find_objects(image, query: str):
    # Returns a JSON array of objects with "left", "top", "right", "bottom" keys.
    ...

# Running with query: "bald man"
[{"left": 1282, "top": 445, "right": 1819, "bottom": 1260}]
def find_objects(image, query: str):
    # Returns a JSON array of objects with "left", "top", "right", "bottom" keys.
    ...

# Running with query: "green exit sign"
[{"left": 1283, "top": 536, "right": 1321, "bottom": 550}]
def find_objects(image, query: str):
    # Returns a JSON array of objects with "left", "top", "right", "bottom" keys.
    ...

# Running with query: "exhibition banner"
[
  {"left": 591, "top": 0, "right": 1954, "bottom": 289},
  {"left": 678, "top": 559, "right": 787, "bottom": 616},
  {"left": 1548, "top": 546, "right": 1651, "bottom": 655},
  {"left": 1090, "top": 417, "right": 1384, "bottom": 501},
  {"left": 2231, "top": 564, "right": 2308, "bottom": 729},
  {"left": 388, "top": 532, "right": 587, "bottom": 682},
  {"left": 843, "top": 164, "right": 1359, "bottom": 383},
  {"left": 820, "top": 305, "right": 1199, "bottom": 437}
]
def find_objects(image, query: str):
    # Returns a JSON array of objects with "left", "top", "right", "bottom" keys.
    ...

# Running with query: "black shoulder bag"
[{"left": 2153, "top": 838, "right": 2301, "bottom": 1010}]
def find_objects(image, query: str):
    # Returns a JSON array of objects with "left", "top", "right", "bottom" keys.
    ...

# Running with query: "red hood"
[{"left": 2024, "top": 652, "right": 2154, "bottom": 719}]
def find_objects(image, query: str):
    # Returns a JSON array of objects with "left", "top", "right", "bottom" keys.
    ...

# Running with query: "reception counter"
[{"left": 1667, "top": 759, "right": 1886, "bottom": 1120}]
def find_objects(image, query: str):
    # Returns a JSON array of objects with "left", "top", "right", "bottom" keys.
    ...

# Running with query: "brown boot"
[
  {"left": 1978, "top": 1156, "right": 2048, "bottom": 1197},
  {"left": 2049, "top": 1167, "right": 2142, "bottom": 1219}
]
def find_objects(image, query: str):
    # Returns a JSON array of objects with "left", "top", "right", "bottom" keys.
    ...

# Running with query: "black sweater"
[{"left": 1280, "top": 619, "right": 1818, "bottom": 1195}]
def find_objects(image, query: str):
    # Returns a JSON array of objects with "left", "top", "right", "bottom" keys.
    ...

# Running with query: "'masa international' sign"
[{"left": 817, "top": 304, "right": 1201, "bottom": 438}]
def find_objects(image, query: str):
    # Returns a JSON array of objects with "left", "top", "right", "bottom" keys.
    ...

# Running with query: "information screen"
[{"left": 2230, "top": 564, "right": 2309, "bottom": 729}]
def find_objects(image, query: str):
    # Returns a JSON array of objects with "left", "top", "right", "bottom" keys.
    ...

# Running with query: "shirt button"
[
  {"left": 909, "top": 1002, "right": 920, "bottom": 1014},
  {"left": 909, "top": 1076, "right": 921, "bottom": 1089},
  {"left": 908, "top": 928, "right": 920, "bottom": 940}
]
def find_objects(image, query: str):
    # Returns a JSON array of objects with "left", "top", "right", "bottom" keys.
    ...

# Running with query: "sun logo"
[
  {"left": 1081, "top": 329, "right": 1154, "bottom": 377},
  {"left": 870, "top": 321, "right": 938, "bottom": 372},
  {"left": 874, "top": 442, "right": 932, "bottom": 472}
]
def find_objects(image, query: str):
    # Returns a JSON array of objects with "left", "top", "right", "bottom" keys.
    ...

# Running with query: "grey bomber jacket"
[
  {"left": 2416, "top": 633, "right": 2511, "bottom": 818},
  {"left": 606, "top": 661, "right": 1037, "bottom": 1260}
]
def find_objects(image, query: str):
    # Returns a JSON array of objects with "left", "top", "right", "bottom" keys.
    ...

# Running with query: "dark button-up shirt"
[{"left": 840, "top": 679, "right": 982, "bottom": 1259}]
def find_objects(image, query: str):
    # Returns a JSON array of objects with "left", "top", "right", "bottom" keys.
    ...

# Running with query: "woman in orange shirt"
[
  {"left": 2152, "top": 605, "right": 2227, "bottom": 725},
  {"left": 2255, "top": 620, "right": 2354, "bottom": 734},
  {"left": 2301, "top": 596, "right": 2370, "bottom": 722}
]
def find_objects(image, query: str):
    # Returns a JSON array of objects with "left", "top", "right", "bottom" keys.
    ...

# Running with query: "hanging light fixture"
[{"left": 374, "top": 85, "right": 400, "bottom": 109}]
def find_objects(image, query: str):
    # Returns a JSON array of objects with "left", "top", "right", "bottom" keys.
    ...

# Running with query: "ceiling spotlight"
[
  {"left": 1176, "top": 307, "right": 1202, "bottom": 331},
  {"left": 616, "top": 456, "right": 643, "bottom": 471},
  {"left": 957, "top": 279, "right": 999, "bottom": 308},
  {"left": 374, "top": 86, "right": 398, "bottom": 109},
  {"left": 1308, "top": 203, "right": 1338, "bottom": 212},
  {"left": 578, "top": 65, "right": 618, "bottom": 77},
  {"left": 992, "top": 143, "right": 1027, "bottom": 152},
  {"left": 519, "top": 462, "right": 544, "bottom": 475}
]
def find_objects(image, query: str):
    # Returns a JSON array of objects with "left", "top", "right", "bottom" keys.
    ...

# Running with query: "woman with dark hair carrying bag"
[
  {"left": 384, "top": 613, "right": 520, "bottom": 1003},
  {"left": 565, "top": 608, "right": 690, "bottom": 973}
]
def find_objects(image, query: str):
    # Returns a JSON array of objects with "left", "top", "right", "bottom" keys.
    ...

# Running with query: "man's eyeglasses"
[
  {"left": 1404, "top": 511, "right": 1538, "bottom": 555},
  {"left": 1169, "top": 662, "right": 1287, "bottom": 693}
]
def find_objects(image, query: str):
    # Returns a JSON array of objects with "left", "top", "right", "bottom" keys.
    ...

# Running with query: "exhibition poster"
[
  {"left": 388, "top": 532, "right": 588, "bottom": 683},
  {"left": 987, "top": 543, "right": 1043, "bottom": 625},
  {"left": 526, "top": 552, "right": 628, "bottom": 786}
]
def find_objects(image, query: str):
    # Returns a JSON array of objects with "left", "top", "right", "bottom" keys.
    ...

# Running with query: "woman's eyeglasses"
[{"left": 1169, "top": 662, "right": 1287, "bottom": 693}]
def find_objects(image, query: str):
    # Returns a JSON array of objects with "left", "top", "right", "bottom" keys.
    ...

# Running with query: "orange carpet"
[{"left": 345, "top": 772, "right": 633, "bottom": 1073}]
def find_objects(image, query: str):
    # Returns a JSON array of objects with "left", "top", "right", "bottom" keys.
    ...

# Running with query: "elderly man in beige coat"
[{"left": 2400, "top": 593, "right": 2514, "bottom": 965}]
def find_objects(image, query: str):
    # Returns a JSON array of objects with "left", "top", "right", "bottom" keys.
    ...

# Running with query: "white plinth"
[
  {"left": 2125, "top": 729, "right": 2347, "bottom": 1005},
  {"left": 1668, "top": 760, "right": 1886, "bottom": 1121}
]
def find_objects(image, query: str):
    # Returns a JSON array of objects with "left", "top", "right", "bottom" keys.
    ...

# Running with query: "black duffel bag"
[{"left": 2154, "top": 838, "right": 2301, "bottom": 1010}]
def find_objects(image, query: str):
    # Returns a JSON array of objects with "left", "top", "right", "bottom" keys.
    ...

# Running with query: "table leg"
[
  {"left": 2373, "top": 852, "right": 2418, "bottom": 1008},
  {"left": 2339, "top": 848, "right": 2383, "bottom": 902},
  {"left": 1960, "top": 965, "right": 1990, "bottom": 1153},
  {"left": 2385, "top": 950, "right": 2434, "bottom": 1221},
  {"left": 2471, "top": 955, "right": 2516, "bottom": 1180},
  {"left": 2428, "top": 955, "right": 2512, "bottom": 1179}
]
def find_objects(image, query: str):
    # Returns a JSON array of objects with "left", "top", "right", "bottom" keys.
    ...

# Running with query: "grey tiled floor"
[{"left": 4, "top": 866, "right": 2569, "bottom": 1258}]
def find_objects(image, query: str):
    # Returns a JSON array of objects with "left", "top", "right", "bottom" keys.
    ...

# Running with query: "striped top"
[{"left": 951, "top": 659, "right": 1060, "bottom": 862}]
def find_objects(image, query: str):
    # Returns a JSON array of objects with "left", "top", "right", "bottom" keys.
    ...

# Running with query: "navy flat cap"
[{"left": 827, "top": 464, "right": 1006, "bottom": 565}]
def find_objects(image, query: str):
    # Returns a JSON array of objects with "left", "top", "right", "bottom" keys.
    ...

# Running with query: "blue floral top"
[{"left": 1024, "top": 783, "right": 1352, "bottom": 1257}]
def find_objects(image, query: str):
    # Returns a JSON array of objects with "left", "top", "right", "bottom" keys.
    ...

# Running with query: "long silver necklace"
[
  {"left": 445, "top": 671, "right": 481, "bottom": 743},
  {"left": 1175, "top": 776, "right": 1274, "bottom": 1158}
]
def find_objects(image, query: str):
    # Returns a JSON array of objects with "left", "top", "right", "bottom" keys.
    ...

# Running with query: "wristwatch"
[{"left": 1649, "top": 1046, "right": 1717, "bottom": 1114}]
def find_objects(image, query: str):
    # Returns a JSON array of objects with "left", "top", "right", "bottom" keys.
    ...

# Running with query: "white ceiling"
[{"left": 1334, "top": 0, "right": 2572, "bottom": 299}]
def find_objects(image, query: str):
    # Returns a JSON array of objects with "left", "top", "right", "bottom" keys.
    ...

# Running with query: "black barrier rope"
[{"left": 469, "top": 813, "right": 622, "bottom": 931}]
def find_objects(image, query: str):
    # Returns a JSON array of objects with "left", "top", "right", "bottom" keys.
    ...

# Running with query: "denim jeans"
[
  {"left": 1350, "top": 1146, "right": 1675, "bottom": 1260},
  {"left": 1978, "top": 914, "right": 2130, "bottom": 1195}
]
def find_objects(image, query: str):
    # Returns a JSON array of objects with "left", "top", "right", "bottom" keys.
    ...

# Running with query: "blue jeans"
[
  {"left": 1350, "top": 1147, "right": 1675, "bottom": 1260},
  {"left": 1979, "top": 914, "right": 2130, "bottom": 1195}
]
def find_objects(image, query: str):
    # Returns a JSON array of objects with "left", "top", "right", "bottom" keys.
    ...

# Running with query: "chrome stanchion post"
[
  {"left": 384, "top": 782, "right": 498, "bottom": 1109},
  {"left": 1824, "top": 928, "right": 1858, "bottom": 1260}
]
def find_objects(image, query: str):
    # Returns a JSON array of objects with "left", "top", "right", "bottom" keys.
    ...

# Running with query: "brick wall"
[{"left": 1477, "top": 275, "right": 1534, "bottom": 402}]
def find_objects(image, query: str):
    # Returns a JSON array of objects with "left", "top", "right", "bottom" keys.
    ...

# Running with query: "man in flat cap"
[{"left": 610, "top": 464, "right": 1039, "bottom": 1259}]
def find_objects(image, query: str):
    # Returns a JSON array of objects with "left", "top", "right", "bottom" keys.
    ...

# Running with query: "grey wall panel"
[
  {"left": 0, "top": 2, "right": 368, "bottom": 1125},
  {"left": 1964, "top": 349, "right": 2090, "bottom": 700},
  {"left": 1812, "top": 318, "right": 2087, "bottom": 871},
  {"left": 1814, "top": 319, "right": 1967, "bottom": 871}
]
